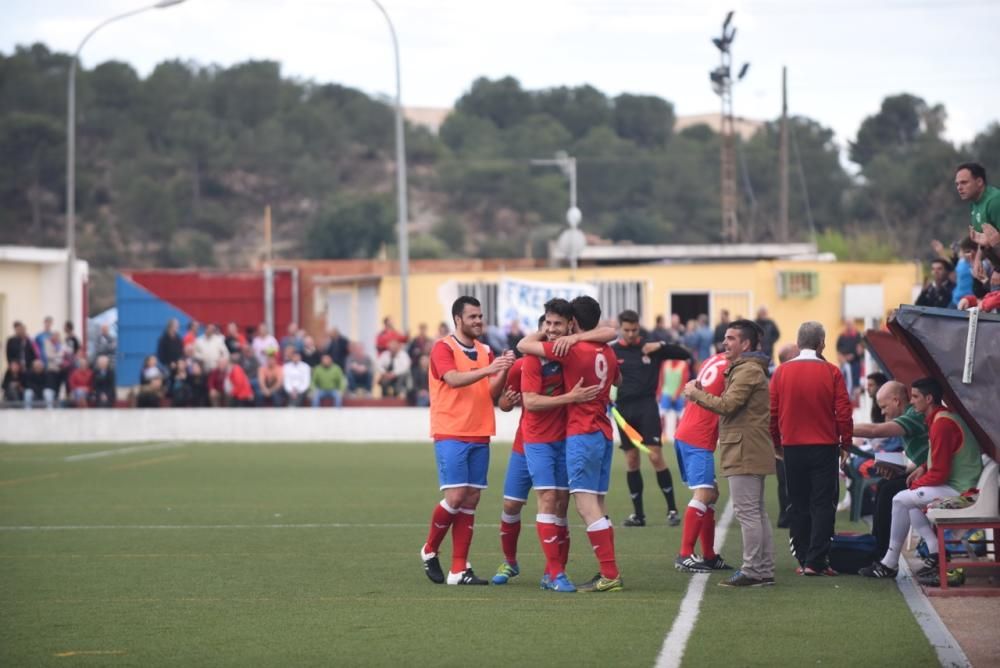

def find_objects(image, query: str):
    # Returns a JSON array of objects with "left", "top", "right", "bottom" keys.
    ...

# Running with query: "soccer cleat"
[
  {"left": 539, "top": 573, "right": 552, "bottom": 590},
  {"left": 915, "top": 554, "right": 940, "bottom": 578},
  {"left": 548, "top": 572, "right": 577, "bottom": 593},
  {"left": 421, "top": 547, "right": 445, "bottom": 584},
  {"left": 718, "top": 570, "right": 771, "bottom": 587},
  {"left": 667, "top": 510, "right": 680, "bottom": 527},
  {"left": 803, "top": 565, "right": 838, "bottom": 577},
  {"left": 491, "top": 561, "right": 520, "bottom": 585},
  {"left": 916, "top": 567, "right": 965, "bottom": 588},
  {"left": 858, "top": 561, "right": 898, "bottom": 579},
  {"left": 701, "top": 554, "right": 734, "bottom": 571},
  {"left": 623, "top": 514, "right": 646, "bottom": 527},
  {"left": 578, "top": 574, "right": 623, "bottom": 592},
  {"left": 675, "top": 554, "right": 712, "bottom": 573},
  {"left": 446, "top": 568, "right": 489, "bottom": 585}
]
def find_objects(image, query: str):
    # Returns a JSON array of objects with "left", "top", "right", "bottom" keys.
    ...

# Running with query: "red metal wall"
[{"left": 126, "top": 270, "right": 294, "bottom": 337}]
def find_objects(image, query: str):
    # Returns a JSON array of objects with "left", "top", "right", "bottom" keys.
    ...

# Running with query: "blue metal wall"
[{"left": 115, "top": 275, "right": 192, "bottom": 387}]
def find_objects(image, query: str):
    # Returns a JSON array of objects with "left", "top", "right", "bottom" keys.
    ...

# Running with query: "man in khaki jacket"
[{"left": 684, "top": 319, "right": 776, "bottom": 587}]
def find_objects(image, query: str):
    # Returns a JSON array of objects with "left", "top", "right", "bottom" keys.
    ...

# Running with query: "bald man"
[{"left": 853, "top": 381, "right": 930, "bottom": 558}]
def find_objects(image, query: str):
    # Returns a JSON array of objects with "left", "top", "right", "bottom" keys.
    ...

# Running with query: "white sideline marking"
[
  {"left": 654, "top": 499, "right": 736, "bottom": 668},
  {"left": 64, "top": 442, "right": 187, "bottom": 462},
  {"left": 896, "top": 558, "right": 971, "bottom": 668}
]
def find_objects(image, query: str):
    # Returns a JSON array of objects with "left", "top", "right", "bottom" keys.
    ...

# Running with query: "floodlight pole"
[
  {"left": 531, "top": 152, "right": 581, "bottom": 276},
  {"left": 65, "top": 0, "right": 187, "bottom": 326}
]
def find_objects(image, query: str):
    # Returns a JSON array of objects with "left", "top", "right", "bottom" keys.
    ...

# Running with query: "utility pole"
[
  {"left": 709, "top": 11, "right": 749, "bottom": 244},
  {"left": 778, "top": 66, "right": 789, "bottom": 243}
]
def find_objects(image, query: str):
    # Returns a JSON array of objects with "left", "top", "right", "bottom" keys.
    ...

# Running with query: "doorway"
[{"left": 667, "top": 292, "right": 710, "bottom": 328}]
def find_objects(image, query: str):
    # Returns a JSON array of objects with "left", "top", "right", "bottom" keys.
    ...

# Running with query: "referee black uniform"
[{"left": 611, "top": 336, "right": 691, "bottom": 524}]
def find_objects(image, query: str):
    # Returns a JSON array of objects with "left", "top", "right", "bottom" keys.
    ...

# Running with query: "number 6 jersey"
[
  {"left": 542, "top": 339, "right": 619, "bottom": 440},
  {"left": 674, "top": 352, "right": 728, "bottom": 451}
]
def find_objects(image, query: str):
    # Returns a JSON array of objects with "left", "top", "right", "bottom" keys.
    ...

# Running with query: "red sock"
[
  {"left": 680, "top": 503, "right": 706, "bottom": 557},
  {"left": 558, "top": 525, "right": 570, "bottom": 569},
  {"left": 424, "top": 501, "right": 457, "bottom": 554},
  {"left": 587, "top": 527, "right": 619, "bottom": 580},
  {"left": 537, "top": 522, "right": 562, "bottom": 577},
  {"left": 500, "top": 519, "right": 521, "bottom": 565},
  {"left": 450, "top": 510, "right": 475, "bottom": 573},
  {"left": 700, "top": 506, "right": 717, "bottom": 559}
]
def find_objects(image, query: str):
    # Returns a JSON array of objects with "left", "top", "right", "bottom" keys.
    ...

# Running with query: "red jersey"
[
  {"left": 520, "top": 354, "right": 567, "bottom": 444},
  {"left": 542, "top": 340, "right": 617, "bottom": 439},
  {"left": 675, "top": 352, "right": 728, "bottom": 451},
  {"left": 505, "top": 358, "right": 526, "bottom": 454},
  {"left": 430, "top": 337, "right": 495, "bottom": 443}
]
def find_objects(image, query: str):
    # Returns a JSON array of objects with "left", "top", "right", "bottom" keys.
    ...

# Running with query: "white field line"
[
  {"left": 654, "top": 499, "right": 737, "bottom": 668},
  {"left": 63, "top": 442, "right": 187, "bottom": 462},
  {"left": 896, "top": 557, "right": 971, "bottom": 668}
]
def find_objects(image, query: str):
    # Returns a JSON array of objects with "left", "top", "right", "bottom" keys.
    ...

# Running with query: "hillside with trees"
[{"left": 1, "top": 43, "right": 997, "bottom": 310}]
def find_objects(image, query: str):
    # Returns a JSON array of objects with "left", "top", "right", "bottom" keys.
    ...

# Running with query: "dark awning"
[{"left": 869, "top": 305, "right": 998, "bottom": 460}]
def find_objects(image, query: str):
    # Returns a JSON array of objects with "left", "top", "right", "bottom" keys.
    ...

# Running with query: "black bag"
[{"left": 829, "top": 533, "right": 877, "bottom": 574}]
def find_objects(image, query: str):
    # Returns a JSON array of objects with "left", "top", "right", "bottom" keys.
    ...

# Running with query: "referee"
[{"left": 612, "top": 310, "right": 692, "bottom": 527}]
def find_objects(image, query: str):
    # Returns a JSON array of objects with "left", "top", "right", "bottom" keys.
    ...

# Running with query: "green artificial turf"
[{"left": 0, "top": 442, "right": 937, "bottom": 667}]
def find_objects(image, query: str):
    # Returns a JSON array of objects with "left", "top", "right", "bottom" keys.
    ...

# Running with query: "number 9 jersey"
[
  {"left": 542, "top": 340, "right": 619, "bottom": 439},
  {"left": 674, "top": 352, "right": 728, "bottom": 451}
]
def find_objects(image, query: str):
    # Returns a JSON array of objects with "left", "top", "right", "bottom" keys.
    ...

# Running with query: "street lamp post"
[
  {"left": 65, "top": 0, "right": 187, "bottom": 326},
  {"left": 531, "top": 151, "right": 583, "bottom": 277},
  {"left": 369, "top": 0, "right": 410, "bottom": 334}
]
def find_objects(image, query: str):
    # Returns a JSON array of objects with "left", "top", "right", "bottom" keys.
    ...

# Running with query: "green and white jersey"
[{"left": 970, "top": 184, "right": 1000, "bottom": 233}]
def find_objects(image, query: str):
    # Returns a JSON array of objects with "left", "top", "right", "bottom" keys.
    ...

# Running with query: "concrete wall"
[{"left": 1, "top": 407, "right": 521, "bottom": 444}]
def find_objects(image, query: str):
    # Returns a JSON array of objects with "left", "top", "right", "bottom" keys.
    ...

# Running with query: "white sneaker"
[{"left": 446, "top": 568, "right": 488, "bottom": 585}]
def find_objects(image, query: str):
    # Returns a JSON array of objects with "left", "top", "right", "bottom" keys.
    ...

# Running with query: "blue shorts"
[
  {"left": 566, "top": 432, "right": 614, "bottom": 495},
  {"left": 524, "top": 440, "right": 568, "bottom": 491},
  {"left": 659, "top": 395, "right": 685, "bottom": 414},
  {"left": 674, "top": 438, "right": 716, "bottom": 489},
  {"left": 434, "top": 440, "right": 490, "bottom": 490},
  {"left": 503, "top": 450, "right": 532, "bottom": 502}
]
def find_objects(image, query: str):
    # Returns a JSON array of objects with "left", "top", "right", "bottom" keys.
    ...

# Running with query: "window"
[
  {"left": 777, "top": 271, "right": 819, "bottom": 299},
  {"left": 597, "top": 280, "right": 646, "bottom": 320},
  {"left": 455, "top": 281, "right": 499, "bottom": 326}
]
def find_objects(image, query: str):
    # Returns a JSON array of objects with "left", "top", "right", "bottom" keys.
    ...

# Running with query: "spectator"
[
  {"left": 325, "top": 327, "right": 350, "bottom": 370},
  {"left": 257, "top": 354, "right": 285, "bottom": 407},
  {"left": 93, "top": 323, "right": 116, "bottom": 365},
  {"left": 376, "top": 339, "right": 411, "bottom": 398},
  {"left": 950, "top": 237, "right": 979, "bottom": 308},
  {"left": 282, "top": 348, "right": 311, "bottom": 407},
  {"left": 769, "top": 321, "right": 853, "bottom": 576},
  {"left": 410, "top": 353, "right": 430, "bottom": 407},
  {"left": 157, "top": 318, "right": 184, "bottom": 371},
  {"left": 692, "top": 314, "right": 714, "bottom": 365},
  {"left": 43, "top": 331, "right": 69, "bottom": 404},
  {"left": 182, "top": 320, "right": 200, "bottom": 348},
  {"left": 754, "top": 306, "right": 781, "bottom": 360},
  {"left": 209, "top": 355, "right": 254, "bottom": 407},
  {"left": 251, "top": 323, "right": 279, "bottom": 367},
  {"left": 301, "top": 336, "right": 322, "bottom": 368},
  {"left": 2, "top": 360, "right": 25, "bottom": 404},
  {"left": 68, "top": 356, "right": 93, "bottom": 408},
  {"left": 959, "top": 268, "right": 1000, "bottom": 312},
  {"left": 375, "top": 317, "right": 407, "bottom": 354},
  {"left": 236, "top": 346, "right": 260, "bottom": 401},
  {"left": 186, "top": 361, "right": 209, "bottom": 407},
  {"left": 956, "top": 161, "right": 1000, "bottom": 268},
  {"left": 91, "top": 355, "right": 116, "bottom": 407},
  {"left": 311, "top": 353, "right": 346, "bottom": 407},
  {"left": 866, "top": 372, "right": 889, "bottom": 423},
  {"left": 24, "top": 359, "right": 48, "bottom": 409},
  {"left": 194, "top": 323, "right": 228, "bottom": 371},
  {"left": 137, "top": 355, "right": 165, "bottom": 408},
  {"left": 505, "top": 319, "right": 525, "bottom": 356},
  {"left": 34, "top": 316, "right": 55, "bottom": 364},
  {"left": 650, "top": 314, "right": 672, "bottom": 343},
  {"left": 6, "top": 321, "right": 39, "bottom": 369},
  {"left": 713, "top": 309, "right": 731, "bottom": 352},
  {"left": 436, "top": 322, "right": 450, "bottom": 339},
  {"left": 915, "top": 258, "right": 955, "bottom": 308},
  {"left": 63, "top": 321, "right": 80, "bottom": 357},
  {"left": 408, "top": 323, "right": 434, "bottom": 363},
  {"left": 345, "top": 342, "right": 374, "bottom": 395},
  {"left": 169, "top": 362, "right": 193, "bottom": 407},
  {"left": 280, "top": 323, "right": 304, "bottom": 355},
  {"left": 835, "top": 319, "right": 863, "bottom": 397},
  {"left": 224, "top": 321, "right": 247, "bottom": 354}
]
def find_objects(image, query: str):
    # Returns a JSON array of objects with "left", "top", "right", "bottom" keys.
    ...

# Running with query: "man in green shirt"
[
  {"left": 311, "top": 353, "right": 346, "bottom": 407},
  {"left": 955, "top": 162, "right": 1000, "bottom": 266},
  {"left": 852, "top": 381, "right": 928, "bottom": 558}
]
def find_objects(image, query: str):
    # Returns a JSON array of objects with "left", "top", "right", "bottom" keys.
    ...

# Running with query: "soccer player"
[
  {"left": 421, "top": 296, "right": 514, "bottom": 586},
  {"left": 520, "top": 299, "right": 607, "bottom": 592},
  {"left": 673, "top": 349, "right": 734, "bottom": 573},
  {"left": 519, "top": 295, "right": 623, "bottom": 592},
  {"left": 611, "top": 310, "right": 691, "bottom": 528}
]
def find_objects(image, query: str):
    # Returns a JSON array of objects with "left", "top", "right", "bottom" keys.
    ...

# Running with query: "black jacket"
[
  {"left": 611, "top": 337, "right": 691, "bottom": 404},
  {"left": 5, "top": 336, "right": 38, "bottom": 368}
]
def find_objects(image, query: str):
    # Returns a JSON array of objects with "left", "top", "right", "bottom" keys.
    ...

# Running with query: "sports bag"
[{"left": 829, "top": 533, "right": 877, "bottom": 574}]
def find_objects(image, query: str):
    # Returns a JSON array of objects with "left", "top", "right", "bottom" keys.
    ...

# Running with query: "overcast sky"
[{"left": 3, "top": 0, "right": 997, "bottom": 158}]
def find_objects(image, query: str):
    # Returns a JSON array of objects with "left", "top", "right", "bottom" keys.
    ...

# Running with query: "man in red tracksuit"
[{"left": 769, "top": 321, "right": 853, "bottom": 575}]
